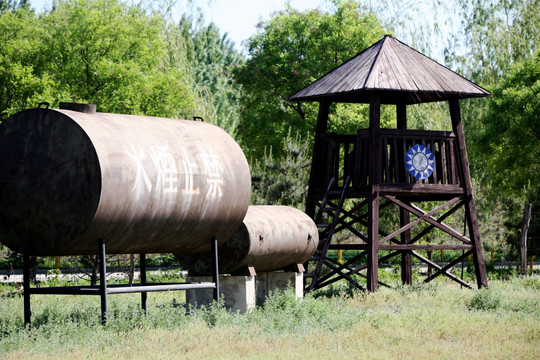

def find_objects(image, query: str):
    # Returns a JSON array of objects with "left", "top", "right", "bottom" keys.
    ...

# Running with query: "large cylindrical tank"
[
  {"left": 177, "top": 205, "right": 319, "bottom": 275},
  {"left": 0, "top": 105, "right": 251, "bottom": 256}
]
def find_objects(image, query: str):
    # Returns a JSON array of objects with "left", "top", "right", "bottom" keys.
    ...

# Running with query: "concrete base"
[
  {"left": 186, "top": 272, "right": 303, "bottom": 313},
  {"left": 186, "top": 275, "right": 256, "bottom": 313},
  {"left": 256, "top": 272, "right": 303, "bottom": 305}
]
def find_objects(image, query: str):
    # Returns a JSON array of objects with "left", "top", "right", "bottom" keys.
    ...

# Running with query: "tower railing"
[{"left": 312, "top": 129, "right": 463, "bottom": 196}]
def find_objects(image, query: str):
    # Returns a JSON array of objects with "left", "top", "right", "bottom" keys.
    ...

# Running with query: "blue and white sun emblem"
[{"left": 406, "top": 144, "right": 435, "bottom": 180}]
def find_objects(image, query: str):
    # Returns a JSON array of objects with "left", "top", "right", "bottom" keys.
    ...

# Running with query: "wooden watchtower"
[{"left": 290, "top": 35, "right": 490, "bottom": 292}]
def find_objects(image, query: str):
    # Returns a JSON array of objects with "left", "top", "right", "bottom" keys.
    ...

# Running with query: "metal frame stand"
[{"left": 23, "top": 236, "right": 221, "bottom": 326}]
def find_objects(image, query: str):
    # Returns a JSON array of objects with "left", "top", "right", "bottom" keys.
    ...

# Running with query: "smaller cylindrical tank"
[{"left": 177, "top": 205, "right": 319, "bottom": 275}]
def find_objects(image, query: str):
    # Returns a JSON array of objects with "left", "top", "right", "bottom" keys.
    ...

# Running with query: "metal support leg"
[
  {"left": 99, "top": 238, "right": 108, "bottom": 325},
  {"left": 211, "top": 236, "right": 220, "bottom": 302},
  {"left": 23, "top": 254, "right": 31, "bottom": 326},
  {"left": 140, "top": 253, "right": 147, "bottom": 315}
]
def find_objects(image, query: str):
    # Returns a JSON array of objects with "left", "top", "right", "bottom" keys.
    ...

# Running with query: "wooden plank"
[
  {"left": 402, "top": 136, "right": 410, "bottom": 184},
  {"left": 290, "top": 35, "right": 490, "bottom": 102},
  {"left": 412, "top": 250, "right": 473, "bottom": 288},
  {"left": 411, "top": 41, "right": 486, "bottom": 95},
  {"left": 406, "top": 45, "right": 454, "bottom": 92},
  {"left": 353, "top": 133, "right": 362, "bottom": 189},
  {"left": 439, "top": 139, "right": 447, "bottom": 184},
  {"left": 329, "top": 244, "right": 472, "bottom": 251},
  {"left": 384, "top": 41, "right": 418, "bottom": 91},
  {"left": 400, "top": 207, "right": 412, "bottom": 285},
  {"left": 367, "top": 95, "right": 381, "bottom": 291},
  {"left": 360, "top": 135, "right": 369, "bottom": 187},
  {"left": 379, "top": 51, "right": 402, "bottom": 90},
  {"left": 380, "top": 128, "right": 455, "bottom": 139},
  {"left": 392, "top": 136, "right": 401, "bottom": 183},
  {"left": 391, "top": 39, "right": 437, "bottom": 92},
  {"left": 306, "top": 101, "right": 331, "bottom": 218},
  {"left": 344, "top": 142, "right": 351, "bottom": 180},
  {"left": 379, "top": 183, "right": 463, "bottom": 195},
  {"left": 363, "top": 39, "right": 385, "bottom": 90},
  {"left": 448, "top": 139, "right": 457, "bottom": 185},
  {"left": 449, "top": 99, "right": 488, "bottom": 288},
  {"left": 430, "top": 138, "right": 437, "bottom": 184},
  {"left": 408, "top": 198, "right": 465, "bottom": 244},
  {"left": 382, "top": 136, "right": 390, "bottom": 183},
  {"left": 384, "top": 196, "right": 472, "bottom": 244},
  {"left": 337, "top": 44, "right": 381, "bottom": 92},
  {"left": 378, "top": 196, "right": 463, "bottom": 245}
]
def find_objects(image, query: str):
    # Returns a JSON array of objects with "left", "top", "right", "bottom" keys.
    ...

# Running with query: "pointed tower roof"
[{"left": 289, "top": 35, "right": 491, "bottom": 104}]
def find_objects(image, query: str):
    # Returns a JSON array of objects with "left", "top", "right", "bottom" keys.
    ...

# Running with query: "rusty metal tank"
[
  {"left": 0, "top": 104, "right": 251, "bottom": 256},
  {"left": 177, "top": 205, "right": 319, "bottom": 275}
]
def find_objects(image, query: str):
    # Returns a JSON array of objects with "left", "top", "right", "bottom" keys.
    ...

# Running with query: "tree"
[
  {"left": 250, "top": 129, "right": 311, "bottom": 207},
  {"left": 0, "top": 7, "right": 50, "bottom": 120},
  {"left": 179, "top": 15, "right": 244, "bottom": 137},
  {"left": 479, "top": 53, "right": 539, "bottom": 199},
  {"left": 40, "top": 0, "right": 198, "bottom": 117},
  {"left": 234, "top": 0, "right": 384, "bottom": 159},
  {"left": 446, "top": 0, "right": 539, "bottom": 87},
  {"left": 441, "top": 0, "right": 540, "bottom": 258},
  {"left": 0, "top": 0, "right": 28, "bottom": 13},
  {"left": 442, "top": 0, "right": 540, "bottom": 180},
  {"left": 0, "top": 0, "right": 203, "bottom": 121}
]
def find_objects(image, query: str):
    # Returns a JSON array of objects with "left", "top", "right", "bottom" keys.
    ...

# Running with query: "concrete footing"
[
  {"left": 255, "top": 271, "right": 303, "bottom": 305},
  {"left": 186, "top": 272, "right": 303, "bottom": 313}
]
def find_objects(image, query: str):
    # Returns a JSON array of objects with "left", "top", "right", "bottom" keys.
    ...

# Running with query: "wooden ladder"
[{"left": 305, "top": 176, "right": 351, "bottom": 292}]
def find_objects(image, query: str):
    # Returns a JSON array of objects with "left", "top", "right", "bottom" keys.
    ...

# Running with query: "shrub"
[{"left": 468, "top": 288, "right": 501, "bottom": 311}]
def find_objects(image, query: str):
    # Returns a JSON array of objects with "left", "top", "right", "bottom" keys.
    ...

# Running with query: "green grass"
[{"left": 0, "top": 276, "right": 539, "bottom": 359}]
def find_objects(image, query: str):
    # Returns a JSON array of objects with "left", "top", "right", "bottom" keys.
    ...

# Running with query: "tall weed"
[
  {"left": 468, "top": 288, "right": 501, "bottom": 311},
  {"left": 248, "top": 290, "right": 365, "bottom": 334},
  {"left": 0, "top": 277, "right": 538, "bottom": 359}
]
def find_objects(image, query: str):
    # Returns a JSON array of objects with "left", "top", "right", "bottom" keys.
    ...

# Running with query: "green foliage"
[
  {"left": 445, "top": 0, "right": 539, "bottom": 178},
  {"left": 469, "top": 276, "right": 540, "bottom": 314},
  {"left": 250, "top": 289, "right": 363, "bottom": 334},
  {"left": 467, "top": 54, "right": 539, "bottom": 256},
  {"left": 179, "top": 15, "right": 244, "bottom": 137},
  {"left": 0, "top": 0, "right": 202, "bottom": 121},
  {"left": 144, "top": 253, "right": 177, "bottom": 268},
  {"left": 234, "top": 0, "right": 385, "bottom": 159},
  {"left": 479, "top": 53, "right": 540, "bottom": 197},
  {"left": 472, "top": 180, "right": 520, "bottom": 256},
  {"left": 468, "top": 288, "right": 501, "bottom": 311},
  {"left": 146, "top": 268, "right": 186, "bottom": 283},
  {"left": 250, "top": 129, "right": 310, "bottom": 207},
  {"left": 0, "top": 7, "right": 53, "bottom": 119},
  {"left": 439, "top": 0, "right": 540, "bottom": 258},
  {"left": 1, "top": 278, "right": 539, "bottom": 358},
  {"left": 41, "top": 0, "right": 197, "bottom": 117},
  {"left": 448, "top": 0, "right": 539, "bottom": 87},
  {"left": 0, "top": 0, "right": 28, "bottom": 13}
]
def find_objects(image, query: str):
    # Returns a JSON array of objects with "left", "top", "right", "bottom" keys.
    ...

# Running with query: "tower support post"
[
  {"left": 367, "top": 95, "right": 381, "bottom": 291},
  {"left": 449, "top": 99, "right": 488, "bottom": 288}
]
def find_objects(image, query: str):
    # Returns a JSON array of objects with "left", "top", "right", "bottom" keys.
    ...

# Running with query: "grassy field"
[{"left": 0, "top": 274, "right": 539, "bottom": 359}]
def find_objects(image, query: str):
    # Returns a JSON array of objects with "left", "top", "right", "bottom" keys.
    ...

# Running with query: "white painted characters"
[
  {"left": 202, "top": 151, "right": 223, "bottom": 198},
  {"left": 126, "top": 143, "right": 223, "bottom": 199},
  {"left": 181, "top": 148, "right": 200, "bottom": 195},
  {"left": 127, "top": 143, "right": 153, "bottom": 192},
  {"left": 150, "top": 146, "right": 179, "bottom": 194}
]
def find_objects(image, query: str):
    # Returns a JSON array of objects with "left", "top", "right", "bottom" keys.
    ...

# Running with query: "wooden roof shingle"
[{"left": 289, "top": 35, "right": 491, "bottom": 104}]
